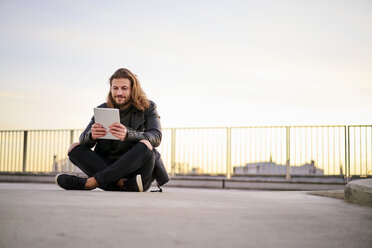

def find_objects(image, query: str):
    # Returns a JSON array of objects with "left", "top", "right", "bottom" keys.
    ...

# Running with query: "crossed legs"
[{"left": 67, "top": 140, "right": 154, "bottom": 191}]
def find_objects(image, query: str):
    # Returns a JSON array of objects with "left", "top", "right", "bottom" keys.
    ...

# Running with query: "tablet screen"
[{"left": 93, "top": 108, "right": 120, "bottom": 140}]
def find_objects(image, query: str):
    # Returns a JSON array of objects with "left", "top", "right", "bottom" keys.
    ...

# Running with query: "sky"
[{"left": 0, "top": 0, "right": 371, "bottom": 130}]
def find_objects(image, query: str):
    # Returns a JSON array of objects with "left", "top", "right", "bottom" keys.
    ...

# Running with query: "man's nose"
[{"left": 117, "top": 89, "right": 123, "bottom": 95}]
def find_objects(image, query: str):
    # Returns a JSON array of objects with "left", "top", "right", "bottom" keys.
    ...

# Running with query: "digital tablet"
[{"left": 94, "top": 108, "right": 120, "bottom": 140}]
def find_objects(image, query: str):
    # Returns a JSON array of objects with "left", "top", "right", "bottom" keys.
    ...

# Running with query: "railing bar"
[
  {"left": 240, "top": 128, "right": 244, "bottom": 169},
  {"left": 0, "top": 132, "right": 3, "bottom": 171},
  {"left": 201, "top": 131, "right": 204, "bottom": 173},
  {"left": 13, "top": 131, "right": 17, "bottom": 172},
  {"left": 193, "top": 130, "right": 196, "bottom": 174},
  {"left": 10, "top": 131, "right": 14, "bottom": 172},
  {"left": 41, "top": 130, "right": 45, "bottom": 171},
  {"left": 62, "top": 130, "right": 66, "bottom": 172},
  {"left": 197, "top": 130, "right": 201, "bottom": 173},
  {"left": 305, "top": 128, "right": 307, "bottom": 165},
  {"left": 339, "top": 127, "right": 342, "bottom": 176},
  {"left": 360, "top": 127, "right": 362, "bottom": 176},
  {"left": 52, "top": 130, "right": 56, "bottom": 172},
  {"left": 263, "top": 128, "right": 266, "bottom": 164},
  {"left": 354, "top": 127, "right": 356, "bottom": 176},
  {"left": 210, "top": 130, "right": 215, "bottom": 172},
  {"left": 37, "top": 131, "right": 41, "bottom": 171},
  {"left": 270, "top": 128, "right": 272, "bottom": 170},
  {"left": 179, "top": 130, "right": 183, "bottom": 174},
  {"left": 207, "top": 129, "right": 211, "bottom": 174},
  {"left": 9, "top": 131, "right": 13, "bottom": 171},
  {"left": 185, "top": 130, "right": 189, "bottom": 174},
  {"left": 365, "top": 126, "right": 368, "bottom": 176},
  {"left": 0, "top": 125, "right": 365, "bottom": 133},
  {"left": 320, "top": 127, "right": 324, "bottom": 171},
  {"left": 17, "top": 131, "right": 20, "bottom": 171},
  {"left": 16, "top": 131, "right": 21, "bottom": 172},
  {"left": 197, "top": 131, "right": 204, "bottom": 172},
  {"left": 34, "top": 131, "right": 38, "bottom": 171},
  {"left": 47, "top": 131, "right": 51, "bottom": 172},
  {"left": 299, "top": 128, "right": 302, "bottom": 167},
  {"left": 27, "top": 131, "right": 32, "bottom": 172},
  {"left": 26, "top": 131, "right": 30, "bottom": 172},
  {"left": 190, "top": 130, "right": 193, "bottom": 174},
  {"left": 274, "top": 128, "right": 277, "bottom": 164},
  {"left": 48, "top": 131, "right": 52, "bottom": 172},
  {"left": 14, "top": 131, "right": 19, "bottom": 172},
  {"left": 59, "top": 130, "right": 63, "bottom": 171},
  {"left": 5, "top": 132, "right": 9, "bottom": 171},
  {"left": 244, "top": 128, "right": 247, "bottom": 165},
  {"left": 182, "top": 129, "right": 186, "bottom": 174},
  {"left": 42, "top": 131, "right": 46, "bottom": 172},
  {"left": 293, "top": 128, "right": 296, "bottom": 166},
  {"left": 28, "top": 131, "right": 32, "bottom": 172},
  {"left": 332, "top": 127, "right": 335, "bottom": 175},
  {"left": 8, "top": 131, "right": 12, "bottom": 172},
  {"left": 310, "top": 127, "right": 313, "bottom": 166},
  {"left": 250, "top": 128, "right": 253, "bottom": 164},
  {"left": 328, "top": 127, "right": 330, "bottom": 175},
  {"left": 253, "top": 128, "right": 255, "bottom": 163},
  {"left": 345, "top": 126, "right": 349, "bottom": 178}
]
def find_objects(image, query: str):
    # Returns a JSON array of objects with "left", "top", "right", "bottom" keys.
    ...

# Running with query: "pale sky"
[{"left": 0, "top": 0, "right": 371, "bottom": 130}]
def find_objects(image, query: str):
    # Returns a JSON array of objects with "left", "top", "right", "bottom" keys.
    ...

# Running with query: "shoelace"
[{"left": 150, "top": 183, "right": 163, "bottom": 192}]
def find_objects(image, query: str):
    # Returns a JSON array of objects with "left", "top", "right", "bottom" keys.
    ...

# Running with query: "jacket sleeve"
[
  {"left": 126, "top": 101, "right": 162, "bottom": 148},
  {"left": 79, "top": 116, "right": 97, "bottom": 148},
  {"left": 79, "top": 103, "right": 107, "bottom": 148}
]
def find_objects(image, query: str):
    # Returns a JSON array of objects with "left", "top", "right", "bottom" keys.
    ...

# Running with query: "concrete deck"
[{"left": 1, "top": 183, "right": 371, "bottom": 248}]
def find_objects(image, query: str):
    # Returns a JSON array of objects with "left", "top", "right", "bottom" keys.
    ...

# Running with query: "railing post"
[
  {"left": 171, "top": 128, "right": 176, "bottom": 176},
  {"left": 286, "top": 126, "right": 291, "bottom": 181},
  {"left": 69, "top": 130, "right": 74, "bottom": 173},
  {"left": 226, "top": 127, "right": 232, "bottom": 179},
  {"left": 22, "top": 131, "right": 28, "bottom": 173},
  {"left": 346, "top": 126, "right": 350, "bottom": 182}
]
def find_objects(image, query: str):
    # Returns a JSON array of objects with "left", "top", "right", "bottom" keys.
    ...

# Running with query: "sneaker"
[
  {"left": 136, "top": 175, "right": 143, "bottom": 192},
  {"left": 55, "top": 173, "right": 89, "bottom": 190}
]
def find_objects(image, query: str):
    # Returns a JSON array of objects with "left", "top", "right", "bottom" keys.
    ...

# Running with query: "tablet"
[{"left": 94, "top": 108, "right": 120, "bottom": 140}]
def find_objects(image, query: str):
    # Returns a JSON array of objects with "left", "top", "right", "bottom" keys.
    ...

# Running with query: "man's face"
[{"left": 111, "top": 78, "right": 132, "bottom": 108}]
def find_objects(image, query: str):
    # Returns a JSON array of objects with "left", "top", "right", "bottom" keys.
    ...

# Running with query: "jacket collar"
[{"left": 130, "top": 106, "right": 145, "bottom": 130}]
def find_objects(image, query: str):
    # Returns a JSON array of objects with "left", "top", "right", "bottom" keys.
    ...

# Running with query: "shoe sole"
[{"left": 136, "top": 175, "right": 143, "bottom": 192}]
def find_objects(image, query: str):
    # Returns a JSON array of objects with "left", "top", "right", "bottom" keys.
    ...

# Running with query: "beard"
[{"left": 114, "top": 95, "right": 130, "bottom": 107}]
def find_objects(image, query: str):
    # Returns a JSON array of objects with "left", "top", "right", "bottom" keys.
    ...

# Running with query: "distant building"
[{"left": 234, "top": 160, "right": 324, "bottom": 175}]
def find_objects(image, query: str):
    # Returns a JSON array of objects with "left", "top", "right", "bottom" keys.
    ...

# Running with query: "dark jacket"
[{"left": 79, "top": 101, "right": 169, "bottom": 186}]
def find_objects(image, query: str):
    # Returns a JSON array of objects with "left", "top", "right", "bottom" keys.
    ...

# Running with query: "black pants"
[{"left": 68, "top": 142, "right": 155, "bottom": 191}]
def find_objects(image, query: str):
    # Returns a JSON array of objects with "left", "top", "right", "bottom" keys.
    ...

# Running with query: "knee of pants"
[
  {"left": 139, "top": 139, "right": 153, "bottom": 150},
  {"left": 67, "top": 143, "right": 83, "bottom": 158},
  {"left": 68, "top": 142, "right": 81, "bottom": 153}
]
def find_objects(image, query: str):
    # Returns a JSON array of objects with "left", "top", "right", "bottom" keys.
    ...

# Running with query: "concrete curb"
[{"left": 344, "top": 178, "right": 372, "bottom": 207}]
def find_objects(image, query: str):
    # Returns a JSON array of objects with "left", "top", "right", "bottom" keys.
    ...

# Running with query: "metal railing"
[{"left": 1, "top": 126, "right": 371, "bottom": 178}]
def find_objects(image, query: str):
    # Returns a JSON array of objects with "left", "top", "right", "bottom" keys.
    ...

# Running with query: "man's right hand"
[{"left": 91, "top": 123, "right": 107, "bottom": 140}]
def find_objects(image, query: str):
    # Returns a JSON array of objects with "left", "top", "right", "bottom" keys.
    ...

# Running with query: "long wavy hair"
[{"left": 106, "top": 68, "right": 150, "bottom": 111}]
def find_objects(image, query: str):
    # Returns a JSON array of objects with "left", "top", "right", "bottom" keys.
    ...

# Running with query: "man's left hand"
[{"left": 109, "top": 122, "right": 127, "bottom": 141}]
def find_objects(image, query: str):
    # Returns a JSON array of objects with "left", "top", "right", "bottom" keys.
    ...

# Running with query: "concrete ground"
[{"left": 0, "top": 183, "right": 371, "bottom": 248}]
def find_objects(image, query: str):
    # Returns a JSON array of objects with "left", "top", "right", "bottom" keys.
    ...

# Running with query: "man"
[{"left": 55, "top": 68, "right": 169, "bottom": 192}]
